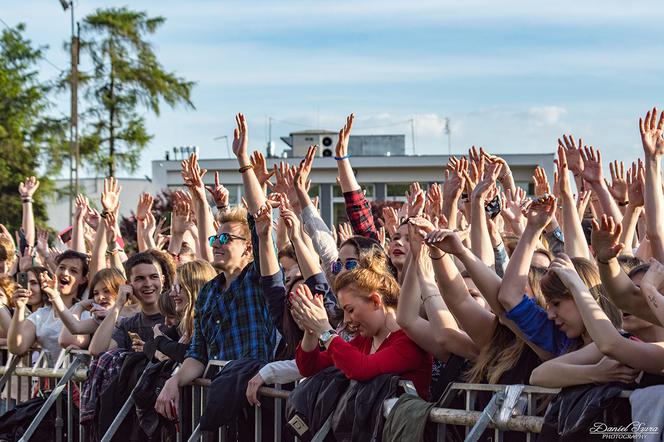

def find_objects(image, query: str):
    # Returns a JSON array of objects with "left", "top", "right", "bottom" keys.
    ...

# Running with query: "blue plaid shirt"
[{"left": 185, "top": 215, "right": 278, "bottom": 365}]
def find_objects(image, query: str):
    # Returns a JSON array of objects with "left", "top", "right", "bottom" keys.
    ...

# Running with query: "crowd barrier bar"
[{"left": 1, "top": 347, "right": 639, "bottom": 442}]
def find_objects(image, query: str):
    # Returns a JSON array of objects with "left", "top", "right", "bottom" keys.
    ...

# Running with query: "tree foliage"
[
  {"left": 78, "top": 7, "right": 195, "bottom": 177},
  {"left": 0, "top": 23, "right": 69, "bottom": 234}
]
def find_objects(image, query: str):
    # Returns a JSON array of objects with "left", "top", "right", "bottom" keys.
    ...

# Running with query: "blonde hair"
[
  {"left": 466, "top": 266, "right": 547, "bottom": 384},
  {"left": 177, "top": 260, "right": 217, "bottom": 341},
  {"left": 333, "top": 254, "right": 399, "bottom": 309},
  {"left": 218, "top": 206, "right": 250, "bottom": 239},
  {"left": 0, "top": 275, "right": 18, "bottom": 308}
]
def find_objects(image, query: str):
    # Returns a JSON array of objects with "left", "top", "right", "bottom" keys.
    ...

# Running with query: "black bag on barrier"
[
  {"left": 133, "top": 359, "right": 178, "bottom": 438},
  {"left": 285, "top": 366, "right": 350, "bottom": 441},
  {"left": 0, "top": 391, "right": 79, "bottom": 442}
]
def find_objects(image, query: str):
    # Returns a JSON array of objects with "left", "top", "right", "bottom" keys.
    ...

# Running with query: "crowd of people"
[{"left": 2, "top": 108, "right": 664, "bottom": 441}]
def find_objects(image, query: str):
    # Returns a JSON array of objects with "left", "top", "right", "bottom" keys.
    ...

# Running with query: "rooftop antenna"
[
  {"left": 444, "top": 117, "right": 451, "bottom": 155},
  {"left": 213, "top": 135, "right": 231, "bottom": 157}
]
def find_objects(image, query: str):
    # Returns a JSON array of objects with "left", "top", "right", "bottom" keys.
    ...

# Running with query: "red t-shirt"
[{"left": 296, "top": 329, "right": 432, "bottom": 399}]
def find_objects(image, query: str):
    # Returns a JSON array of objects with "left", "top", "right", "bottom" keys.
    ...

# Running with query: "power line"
[{"left": 0, "top": 16, "right": 66, "bottom": 72}]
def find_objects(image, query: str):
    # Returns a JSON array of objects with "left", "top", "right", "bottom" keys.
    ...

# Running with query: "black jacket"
[
  {"left": 331, "top": 374, "right": 400, "bottom": 442},
  {"left": 142, "top": 326, "right": 188, "bottom": 363},
  {"left": 539, "top": 383, "right": 631, "bottom": 441},
  {"left": 286, "top": 366, "right": 350, "bottom": 441},
  {"left": 133, "top": 359, "right": 179, "bottom": 438},
  {"left": 0, "top": 392, "right": 78, "bottom": 442},
  {"left": 199, "top": 358, "right": 265, "bottom": 431}
]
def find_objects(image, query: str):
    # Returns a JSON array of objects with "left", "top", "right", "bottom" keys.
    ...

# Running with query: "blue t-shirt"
[{"left": 505, "top": 295, "right": 579, "bottom": 356}]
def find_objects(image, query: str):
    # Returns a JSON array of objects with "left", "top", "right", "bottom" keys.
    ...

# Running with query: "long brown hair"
[
  {"left": 465, "top": 266, "right": 547, "bottom": 384},
  {"left": 176, "top": 260, "right": 216, "bottom": 342},
  {"left": 541, "top": 257, "right": 622, "bottom": 332},
  {"left": 333, "top": 252, "right": 400, "bottom": 309}
]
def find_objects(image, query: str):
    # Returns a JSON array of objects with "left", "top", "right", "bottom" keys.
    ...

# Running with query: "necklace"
[{"left": 371, "top": 331, "right": 391, "bottom": 353}]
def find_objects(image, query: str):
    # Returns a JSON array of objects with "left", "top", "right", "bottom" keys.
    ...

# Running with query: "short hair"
[
  {"left": 55, "top": 250, "right": 89, "bottom": 277},
  {"left": 124, "top": 252, "right": 162, "bottom": 282},
  {"left": 278, "top": 245, "right": 297, "bottom": 262},
  {"left": 218, "top": 206, "right": 250, "bottom": 239},
  {"left": 144, "top": 249, "right": 175, "bottom": 292},
  {"left": 0, "top": 237, "right": 15, "bottom": 264}
]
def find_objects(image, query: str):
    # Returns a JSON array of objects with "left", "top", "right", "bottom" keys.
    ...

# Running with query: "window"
[
  {"left": 386, "top": 183, "right": 410, "bottom": 200},
  {"left": 515, "top": 181, "right": 535, "bottom": 196},
  {"left": 332, "top": 183, "right": 374, "bottom": 225}
]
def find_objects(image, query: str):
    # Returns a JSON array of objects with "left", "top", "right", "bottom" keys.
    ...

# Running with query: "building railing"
[{"left": 0, "top": 348, "right": 636, "bottom": 442}]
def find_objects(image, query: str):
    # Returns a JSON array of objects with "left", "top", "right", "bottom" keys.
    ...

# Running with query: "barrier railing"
[{"left": 0, "top": 348, "right": 638, "bottom": 442}]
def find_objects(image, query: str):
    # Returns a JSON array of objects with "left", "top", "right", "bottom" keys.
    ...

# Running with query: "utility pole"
[{"left": 60, "top": 0, "right": 79, "bottom": 225}]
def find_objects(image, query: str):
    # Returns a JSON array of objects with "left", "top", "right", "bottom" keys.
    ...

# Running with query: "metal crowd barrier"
[
  {"left": 0, "top": 346, "right": 90, "bottom": 442},
  {"left": 1, "top": 347, "right": 638, "bottom": 442}
]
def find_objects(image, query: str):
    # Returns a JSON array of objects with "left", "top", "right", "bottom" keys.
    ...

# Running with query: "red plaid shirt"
[{"left": 343, "top": 189, "right": 378, "bottom": 241}]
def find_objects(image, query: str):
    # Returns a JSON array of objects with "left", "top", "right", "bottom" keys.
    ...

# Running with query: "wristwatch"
[{"left": 318, "top": 329, "right": 338, "bottom": 347}]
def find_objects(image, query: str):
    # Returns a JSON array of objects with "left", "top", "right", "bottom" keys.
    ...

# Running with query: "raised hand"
[
  {"left": 18, "top": 245, "right": 36, "bottom": 272},
  {"left": 101, "top": 177, "right": 121, "bottom": 214},
  {"left": 426, "top": 183, "right": 443, "bottom": 219},
  {"left": 337, "top": 222, "right": 354, "bottom": 243},
  {"left": 250, "top": 151, "right": 275, "bottom": 187},
  {"left": 559, "top": 134, "right": 585, "bottom": 177},
  {"left": 577, "top": 190, "right": 592, "bottom": 219},
  {"left": 382, "top": 206, "right": 400, "bottom": 238},
  {"left": 36, "top": 228, "right": 49, "bottom": 257},
  {"left": 443, "top": 158, "right": 466, "bottom": 202},
  {"left": 626, "top": 160, "right": 645, "bottom": 208},
  {"left": 554, "top": 146, "right": 572, "bottom": 197},
  {"left": 272, "top": 162, "right": 291, "bottom": 195},
  {"left": 591, "top": 215, "right": 624, "bottom": 263},
  {"left": 85, "top": 207, "right": 101, "bottom": 230},
  {"left": 639, "top": 107, "right": 664, "bottom": 158},
  {"left": 254, "top": 200, "right": 275, "bottom": 239},
  {"left": 181, "top": 153, "right": 207, "bottom": 199},
  {"left": 523, "top": 194, "right": 556, "bottom": 230},
  {"left": 533, "top": 166, "right": 551, "bottom": 197},
  {"left": 500, "top": 188, "right": 527, "bottom": 232},
  {"left": 39, "top": 271, "right": 58, "bottom": 301},
  {"left": 116, "top": 284, "right": 133, "bottom": 308},
  {"left": 232, "top": 113, "right": 249, "bottom": 159},
  {"left": 104, "top": 211, "right": 121, "bottom": 246},
  {"left": 171, "top": 199, "right": 191, "bottom": 236},
  {"left": 204, "top": 171, "right": 230, "bottom": 209},
  {"left": 297, "top": 145, "right": 317, "bottom": 185},
  {"left": 74, "top": 194, "right": 88, "bottom": 221},
  {"left": 607, "top": 160, "right": 628, "bottom": 203},
  {"left": 481, "top": 149, "right": 513, "bottom": 186},
  {"left": 335, "top": 114, "right": 354, "bottom": 159},
  {"left": 136, "top": 193, "right": 154, "bottom": 222},
  {"left": 548, "top": 253, "right": 584, "bottom": 289},
  {"left": 472, "top": 160, "right": 502, "bottom": 203},
  {"left": 11, "top": 288, "right": 31, "bottom": 309},
  {"left": 579, "top": 145, "right": 603, "bottom": 184},
  {"left": 424, "top": 229, "right": 467, "bottom": 256},
  {"left": 406, "top": 182, "right": 426, "bottom": 217},
  {"left": 18, "top": 176, "right": 40, "bottom": 199}
]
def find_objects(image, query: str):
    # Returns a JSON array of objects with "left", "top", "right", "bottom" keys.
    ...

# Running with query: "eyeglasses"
[
  {"left": 331, "top": 259, "right": 359, "bottom": 275},
  {"left": 208, "top": 233, "right": 246, "bottom": 247}
]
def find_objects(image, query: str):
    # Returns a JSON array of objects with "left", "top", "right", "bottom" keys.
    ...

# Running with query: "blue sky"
[{"left": 4, "top": 0, "right": 664, "bottom": 178}]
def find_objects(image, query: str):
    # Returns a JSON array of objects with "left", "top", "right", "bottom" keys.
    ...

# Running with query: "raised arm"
[
  {"left": 281, "top": 207, "right": 321, "bottom": 280},
  {"left": 619, "top": 161, "right": 645, "bottom": 252},
  {"left": 640, "top": 107, "right": 664, "bottom": 261},
  {"left": 58, "top": 301, "right": 91, "bottom": 349},
  {"left": 555, "top": 146, "right": 590, "bottom": 259},
  {"left": 335, "top": 113, "right": 359, "bottom": 193},
  {"left": 592, "top": 215, "right": 659, "bottom": 324},
  {"left": 89, "top": 213, "right": 107, "bottom": 278},
  {"left": 18, "top": 176, "right": 39, "bottom": 247},
  {"left": 233, "top": 114, "right": 267, "bottom": 215},
  {"left": 70, "top": 195, "right": 87, "bottom": 253},
  {"left": 181, "top": 155, "right": 215, "bottom": 262},
  {"left": 497, "top": 195, "right": 556, "bottom": 311},
  {"left": 442, "top": 159, "right": 466, "bottom": 231},
  {"left": 552, "top": 254, "right": 664, "bottom": 373},
  {"left": 255, "top": 202, "right": 279, "bottom": 277},
  {"left": 470, "top": 160, "right": 502, "bottom": 267},
  {"left": 580, "top": 145, "right": 623, "bottom": 223},
  {"left": 424, "top": 228, "right": 498, "bottom": 349}
]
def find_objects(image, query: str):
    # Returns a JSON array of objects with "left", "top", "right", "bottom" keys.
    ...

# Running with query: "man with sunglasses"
[{"left": 156, "top": 113, "right": 278, "bottom": 423}]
